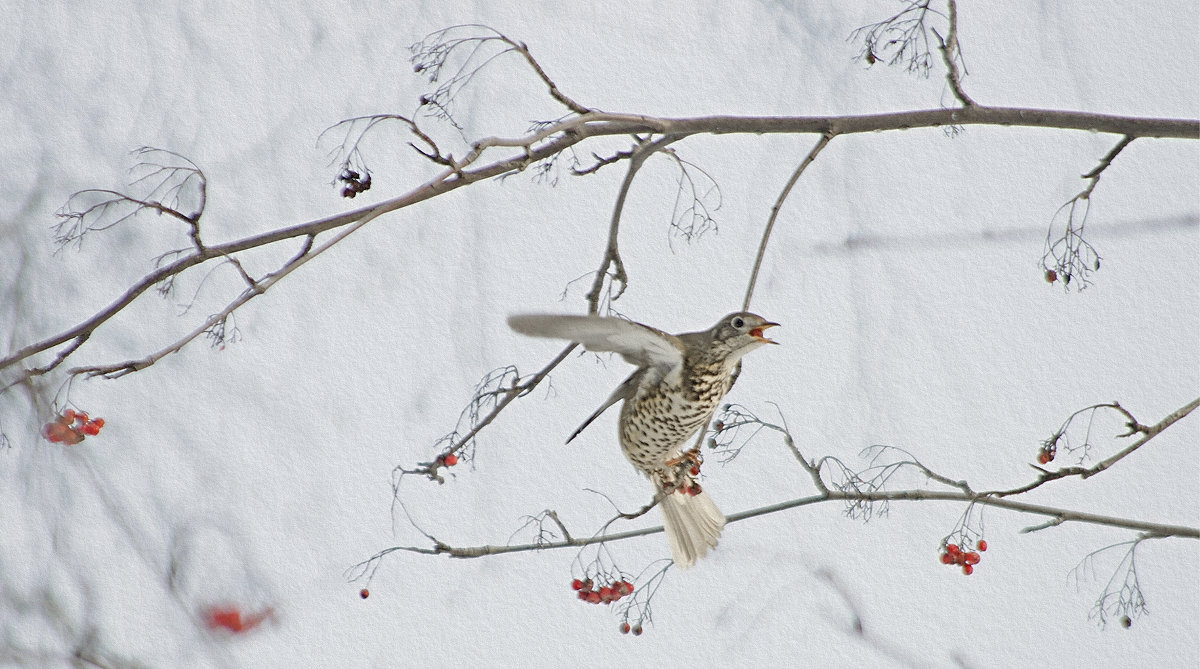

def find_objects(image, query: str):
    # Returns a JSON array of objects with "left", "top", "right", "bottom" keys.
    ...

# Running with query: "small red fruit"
[
  {"left": 689, "top": 465, "right": 701, "bottom": 476},
  {"left": 940, "top": 552, "right": 954, "bottom": 565},
  {"left": 443, "top": 453, "right": 459, "bottom": 466},
  {"left": 63, "top": 409, "right": 77, "bottom": 421},
  {"left": 1037, "top": 452, "right": 1051, "bottom": 465},
  {"left": 632, "top": 625, "right": 643, "bottom": 636},
  {"left": 962, "top": 564, "right": 974, "bottom": 576},
  {"left": 81, "top": 423, "right": 101, "bottom": 436},
  {"left": 571, "top": 579, "right": 584, "bottom": 591},
  {"left": 977, "top": 540, "right": 988, "bottom": 552},
  {"left": 92, "top": 418, "right": 105, "bottom": 428},
  {"left": 620, "top": 622, "right": 631, "bottom": 634},
  {"left": 360, "top": 588, "right": 370, "bottom": 599},
  {"left": 946, "top": 543, "right": 960, "bottom": 555},
  {"left": 1045, "top": 269, "right": 1058, "bottom": 283},
  {"left": 964, "top": 552, "right": 980, "bottom": 565}
]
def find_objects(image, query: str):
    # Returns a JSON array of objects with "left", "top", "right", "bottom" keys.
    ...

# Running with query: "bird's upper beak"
[{"left": 749, "top": 322, "right": 780, "bottom": 344}]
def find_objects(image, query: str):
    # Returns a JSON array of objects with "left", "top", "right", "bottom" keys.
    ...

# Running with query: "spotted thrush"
[{"left": 508, "top": 312, "right": 779, "bottom": 567}]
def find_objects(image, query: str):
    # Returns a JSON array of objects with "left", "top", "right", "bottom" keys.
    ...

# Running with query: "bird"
[{"left": 508, "top": 311, "right": 779, "bottom": 568}]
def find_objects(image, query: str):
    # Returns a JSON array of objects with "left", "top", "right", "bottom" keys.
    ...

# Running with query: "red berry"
[
  {"left": 962, "top": 564, "right": 974, "bottom": 576},
  {"left": 571, "top": 579, "right": 584, "bottom": 591},
  {"left": 946, "top": 544, "right": 960, "bottom": 555},
  {"left": 360, "top": 588, "right": 370, "bottom": 599},
  {"left": 81, "top": 423, "right": 101, "bottom": 436},
  {"left": 63, "top": 409, "right": 76, "bottom": 421},
  {"left": 599, "top": 586, "right": 613, "bottom": 600},
  {"left": 714, "top": 421, "right": 724, "bottom": 432},
  {"left": 1045, "top": 269, "right": 1058, "bottom": 283},
  {"left": 977, "top": 540, "right": 988, "bottom": 552},
  {"left": 620, "top": 622, "right": 631, "bottom": 634},
  {"left": 632, "top": 625, "right": 643, "bottom": 636},
  {"left": 92, "top": 417, "right": 105, "bottom": 428},
  {"left": 443, "top": 454, "right": 459, "bottom": 466},
  {"left": 1037, "top": 452, "right": 1051, "bottom": 465},
  {"left": 586, "top": 591, "right": 601, "bottom": 604},
  {"left": 940, "top": 552, "right": 954, "bottom": 565},
  {"left": 76, "top": 412, "right": 89, "bottom": 423},
  {"left": 689, "top": 465, "right": 701, "bottom": 476},
  {"left": 205, "top": 607, "right": 245, "bottom": 632},
  {"left": 964, "top": 552, "right": 980, "bottom": 565}
]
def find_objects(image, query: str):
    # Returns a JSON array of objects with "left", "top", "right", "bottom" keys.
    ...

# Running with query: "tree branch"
[{"left": 743, "top": 133, "right": 833, "bottom": 310}]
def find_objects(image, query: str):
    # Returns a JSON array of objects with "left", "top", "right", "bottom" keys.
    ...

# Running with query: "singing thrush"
[{"left": 508, "top": 312, "right": 779, "bottom": 567}]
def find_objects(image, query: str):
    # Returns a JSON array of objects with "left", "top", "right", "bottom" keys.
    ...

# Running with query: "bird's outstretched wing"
[{"left": 507, "top": 314, "right": 684, "bottom": 370}]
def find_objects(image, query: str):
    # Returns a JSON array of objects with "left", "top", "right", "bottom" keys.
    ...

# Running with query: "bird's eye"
[{"left": 731, "top": 317, "right": 745, "bottom": 329}]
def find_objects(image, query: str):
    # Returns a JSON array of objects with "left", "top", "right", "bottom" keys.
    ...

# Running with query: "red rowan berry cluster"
[
  {"left": 42, "top": 409, "right": 104, "bottom": 445},
  {"left": 1036, "top": 442, "right": 1056, "bottom": 465},
  {"left": 940, "top": 540, "right": 987, "bottom": 575},
  {"left": 572, "top": 577, "right": 634, "bottom": 605},
  {"left": 337, "top": 168, "right": 372, "bottom": 198},
  {"left": 203, "top": 605, "right": 274, "bottom": 634}
]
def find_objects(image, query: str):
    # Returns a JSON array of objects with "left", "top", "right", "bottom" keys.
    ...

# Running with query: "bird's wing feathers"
[{"left": 507, "top": 314, "right": 683, "bottom": 370}]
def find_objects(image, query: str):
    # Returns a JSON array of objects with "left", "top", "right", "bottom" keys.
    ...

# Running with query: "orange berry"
[
  {"left": 962, "top": 564, "right": 974, "bottom": 576},
  {"left": 964, "top": 552, "right": 980, "bottom": 565},
  {"left": 81, "top": 423, "right": 101, "bottom": 436},
  {"left": 946, "top": 544, "right": 960, "bottom": 555},
  {"left": 632, "top": 625, "right": 643, "bottom": 636},
  {"left": 443, "top": 454, "right": 459, "bottom": 466},
  {"left": 620, "top": 622, "right": 631, "bottom": 634},
  {"left": 92, "top": 418, "right": 105, "bottom": 428},
  {"left": 940, "top": 552, "right": 954, "bottom": 565},
  {"left": 360, "top": 588, "right": 370, "bottom": 599},
  {"left": 1037, "top": 452, "right": 1051, "bottom": 465},
  {"left": 571, "top": 579, "right": 584, "bottom": 591},
  {"left": 977, "top": 540, "right": 988, "bottom": 552}
]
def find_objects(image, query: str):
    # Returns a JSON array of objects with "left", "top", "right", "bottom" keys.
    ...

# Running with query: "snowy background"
[{"left": 1, "top": 1, "right": 1197, "bottom": 667}]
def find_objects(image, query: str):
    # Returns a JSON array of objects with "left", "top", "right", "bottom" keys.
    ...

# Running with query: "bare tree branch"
[{"left": 743, "top": 133, "right": 833, "bottom": 311}]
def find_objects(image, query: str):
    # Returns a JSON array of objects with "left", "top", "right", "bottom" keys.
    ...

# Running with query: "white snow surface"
[{"left": 1, "top": 1, "right": 1197, "bottom": 667}]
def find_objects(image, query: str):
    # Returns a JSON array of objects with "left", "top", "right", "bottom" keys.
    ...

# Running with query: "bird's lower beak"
[{"left": 750, "top": 323, "right": 780, "bottom": 344}]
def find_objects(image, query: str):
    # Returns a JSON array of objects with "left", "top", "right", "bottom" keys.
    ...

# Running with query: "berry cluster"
[
  {"left": 619, "top": 622, "right": 644, "bottom": 636},
  {"left": 571, "top": 577, "right": 634, "bottom": 605},
  {"left": 204, "top": 605, "right": 274, "bottom": 634},
  {"left": 940, "top": 540, "right": 987, "bottom": 575},
  {"left": 1036, "top": 442, "right": 1056, "bottom": 465},
  {"left": 42, "top": 409, "right": 104, "bottom": 445},
  {"left": 337, "top": 168, "right": 372, "bottom": 199},
  {"left": 436, "top": 452, "right": 459, "bottom": 467}
]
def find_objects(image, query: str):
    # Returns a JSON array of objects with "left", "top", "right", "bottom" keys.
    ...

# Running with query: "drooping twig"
[
  {"left": 585, "top": 135, "right": 682, "bottom": 314},
  {"left": 742, "top": 133, "right": 833, "bottom": 311}
]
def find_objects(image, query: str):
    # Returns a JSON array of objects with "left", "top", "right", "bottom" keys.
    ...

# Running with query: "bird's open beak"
[{"left": 749, "top": 322, "right": 780, "bottom": 344}]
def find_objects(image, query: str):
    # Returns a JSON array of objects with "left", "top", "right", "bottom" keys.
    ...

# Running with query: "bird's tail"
[{"left": 659, "top": 487, "right": 725, "bottom": 568}]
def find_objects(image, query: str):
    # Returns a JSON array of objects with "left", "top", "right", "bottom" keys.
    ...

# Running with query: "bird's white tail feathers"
[{"left": 659, "top": 488, "right": 725, "bottom": 568}]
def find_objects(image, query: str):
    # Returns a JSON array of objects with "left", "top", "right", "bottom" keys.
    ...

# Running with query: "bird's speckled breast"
[{"left": 617, "top": 368, "right": 732, "bottom": 474}]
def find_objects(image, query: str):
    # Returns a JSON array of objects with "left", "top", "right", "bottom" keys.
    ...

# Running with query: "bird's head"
[{"left": 711, "top": 312, "right": 779, "bottom": 359}]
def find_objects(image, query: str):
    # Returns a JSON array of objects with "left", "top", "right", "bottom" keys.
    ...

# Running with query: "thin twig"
[
  {"left": 990, "top": 397, "right": 1199, "bottom": 497},
  {"left": 585, "top": 135, "right": 682, "bottom": 313},
  {"left": 931, "top": 0, "right": 975, "bottom": 106},
  {"left": 743, "top": 133, "right": 833, "bottom": 310}
]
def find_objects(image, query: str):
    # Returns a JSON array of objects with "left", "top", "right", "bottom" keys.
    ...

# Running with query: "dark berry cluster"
[
  {"left": 940, "top": 540, "right": 987, "bottom": 575},
  {"left": 338, "top": 168, "right": 372, "bottom": 199},
  {"left": 571, "top": 578, "right": 634, "bottom": 605},
  {"left": 42, "top": 409, "right": 104, "bottom": 445},
  {"left": 618, "top": 621, "right": 644, "bottom": 635}
]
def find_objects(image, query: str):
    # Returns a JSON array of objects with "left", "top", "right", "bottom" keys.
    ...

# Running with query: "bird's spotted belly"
[{"left": 618, "top": 390, "right": 718, "bottom": 473}]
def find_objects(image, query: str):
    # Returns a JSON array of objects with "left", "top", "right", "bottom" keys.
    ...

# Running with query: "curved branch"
[
  {"left": 5, "top": 106, "right": 1196, "bottom": 380},
  {"left": 743, "top": 133, "right": 833, "bottom": 311}
]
